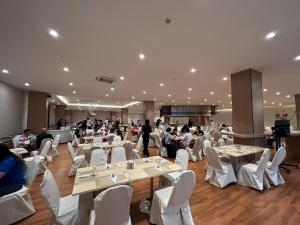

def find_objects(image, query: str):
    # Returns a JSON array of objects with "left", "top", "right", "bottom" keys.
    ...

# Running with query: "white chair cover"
[
  {"left": 93, "top": 137, "right": 102, "bottom": 144},
  {"left": 25, "top": 155, "right": 44, "bottom": 188},
  {"left": 24, "top": 140, "right": 52, "bottom": 168},
  {"left": 202, "top": 139, "right": 211, "bottom": 156},
  {"left": 186, "top": 137, "right": 203, "bottom": 161},
  {"left": 111, "top": 146, "right": 126, "bottom": 163},
  {"left": 0, "top": 186, "right": 35, "bottom": 225},
  {"left": 150, "top": 170, "right": 196, "bottom": 225},
  {"left": 90, "top": 149, "right": 107, "bottom": 167},
  {"left": 113, "top": 136, "right": 122, "bottom": 142},
  {"left": 13, "top": 135, "right": 19, "bottom": 148},
  {"left": 205, "top": 147, "right": 237, "bottom": 188},
  {"left": 123, "top": 142, "right": 140, "bottom": 160},
  {"left": 40, "top": 169, "right": 80, "bottom": 225},
  {"left": 265, "top": 147, "right": 286, "bottom": 186},
  {"left": 89, "top": 185, "right": 133, "bottom": 225},
  {"left": 218, "top": 138, "right": 225, "bottom": 147},
  {"left": 72, "top": 135, "right": 79, "bottom": 147},
  {"left": 52, "top": 134, "right": 61, "bottom": 156},
  {"left": 237, "top": 149, "right": 270, "bottom": 191},
  {"left": 67, "top": 142, "right": 88, "bottom": 176}
]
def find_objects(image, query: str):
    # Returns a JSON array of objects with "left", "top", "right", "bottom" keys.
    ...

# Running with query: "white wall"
[
  {"left": 212, "top": 105, "right": 297, "bottom": 128},
  {"left": 128, "top": 113, "right": 143, "bottom": 123},
  {"left": 0, "top": 81, "right": 28, "bottom": 137}
]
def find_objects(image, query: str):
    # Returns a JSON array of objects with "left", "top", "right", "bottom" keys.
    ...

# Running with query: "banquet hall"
[{"left": 0, "top": 0, "right": 300, "bottom": 225}]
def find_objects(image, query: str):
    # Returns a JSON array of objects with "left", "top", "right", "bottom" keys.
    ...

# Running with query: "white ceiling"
[{"left": 1, "top": 0, "right": 300, "bottom": 109}]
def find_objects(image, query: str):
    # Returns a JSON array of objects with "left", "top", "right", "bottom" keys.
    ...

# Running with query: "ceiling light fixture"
[
  {"left": 110, "top": 87, "right": 115, "bottom": 91},
  {"left": 286, "top": 95, "right": 291, "bottom": 98},
  {"left": 160, "top": 102, "right": 163, "bottom": 105},
  {"left": 105, "top": 94, "right": 109, "bottom": 97},
  {"left": 187, "top": 101, "right": 191, "bottom": 104},
  {"left": 72, "top": 90, "right": 77, "bottom": 94},
  {"left": 143, "top": 91, "right": 146, "bottom": 94},
  {"left": 210, "top": 91, "right": 214, "bottom": 95},
  {"left": 139, "top": 53, "right": 145, "bottom": 60},
  {"left": 120, "top": 76, "right": 125, "bottom": 80},
  {"left": 276, "top": 92, "right": 280, "bottom": 95},
  {"left": 228, "top": 94, "right": 231, "bottom": 97},
  {"left": 172, "top": 100, "right": 175, "bottom": 103},
  {"left": 132, "top": 96, "right": 135, "bottom": 99},
  {"left": 264, "top": 100, "right": 267, "bottom": 103},
  {"left": 48, "top": 29, "right": 59, "bottom": 38},
  {"left": 188, "top": 88, "right": 192, "bottom": 91},
  {"left": 187, "top": 96, "right": 191, "bottom": 100},
  {"left": 190, "top": 68, "right": 196, "bottom": 74},
  {"left": 271, "top": 101, "right": 275, "bottom": 105},
  {"left": 76, "top": 99, "right": 79, "bottom": 102},
  {"left": 153, "top": 98, "right": 157, "bottom": 101},
  {"left": 24, "top": 83, "right": 30, "bottom": 87},
  {"left": 69, "top": 82, "right": 73, "bottom": 86},
  {"left": 168, "top": 94, "right": 171, "bottom": 97},
  {"left": 278, "top": 103, "right": 282, "bottom": 106},
  {"left": 51, "top": 99, "right": 55, "bottom": 102},
  {"left": 63, "top": 67, "right": 69, "bottom": 72},
  {"left": 294, "top": 55, "right": 300, "bottom": 61},
  {"left": 2, "top": 69, "right": 9, "bottom": 74},
  {"left": 263, "top": 88, "right": 268, "bottom": 92},
  {"left": 160, "top": 83, "right": 164, "bottom": 87},
  {"left": 204, "top": 98, "right": 207, "bottom": 101},
  {"left": 265, "top": 31, "right": 277, "bottom": 40},
  {"left": 222, "top": 77, "right": 228, "bottom": 81}
]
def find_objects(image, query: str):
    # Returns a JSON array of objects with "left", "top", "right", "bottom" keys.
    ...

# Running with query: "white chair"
[
  {"left": 25, "top": 155, "right": 45, "bottom": 187},
  {"left": 52, "top": 134, "right": 61, "bottom": 156},
  {"left": 40, "top": 169, "right": 80, "bottom": 225},
  {"left": 150, "top": 170, "right": 196, "bottom": 225},
  {"left": 90, "top": 149, "right": 107, "bottom": 167},
  {"left": 24, "top": 140, "right": 52, "bottom": 167},
  {"left": 205, "top": 147, "right": 237, "bottom": 188},
  {"left": 111, "top": 146, "right": 126, "bottom": 163},
  {"left": 93, "top": 136, "right": 102, "bottom": 144},
  {"left": 237, "top": 149, "right": 270, "bottom": 191},
  {"left": 160, "top": 149, "right": 189, "bottom": 187},
  {"left": 123, "top": 142, "right": 140, "bottom": 160},
  {"left": 13, "top": 135, "right": 20, "bottom": 148},
  {"left": 113, "top": 136, "right": 122, "bottom": 142},
  {"left": 202, "top": 139, "right": 211, "bottom": 156},
  {"left": 67, "top": 142, "right": 88, "bottom": 176},
  {"left": 186, "top": 137, "right": 203, "bottom": 161},
  {"left": 264, "top": 147, "right": 286, "bottom": 186},
  {"left": 218, "top": 138, "right": 225, "bottom": 147},
  {"left": 72, "top": 135, "right": 80, "bottom": 147},
  {"left": 89, "top": 185, "right": 133, "bottom": 225}
]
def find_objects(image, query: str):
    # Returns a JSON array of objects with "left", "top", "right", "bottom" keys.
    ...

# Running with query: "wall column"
[
  {"left": 27, "top": 91, "right": 49, "bottom": 133},
  {"left": 295, "top": 94, "right": 300, "bottom": 130},
  {"left": 231, "top": 68, "right": 265, "bottom": 146},
  {"left": 143, "top": 101, "right": 155, "bottom": 128},
  {"left": 121, "top": 108, "right": 128, "bottom": 125}
]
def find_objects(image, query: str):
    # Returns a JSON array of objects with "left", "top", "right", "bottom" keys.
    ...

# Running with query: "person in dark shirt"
[
  {"left": 188, "top": 119, "right": 193, "bottom": 128},
  {"left": 56, "top": 118, "right": 63, "bottom": 130},
  {"left": 0, "top": 143, "right": 26, "bottom": 197},
  {"left": 36, "top": 128, "right": 53, "bottom": 149},
  {"left": 142, "top": 119, "right": 152, "bottom": 157}
]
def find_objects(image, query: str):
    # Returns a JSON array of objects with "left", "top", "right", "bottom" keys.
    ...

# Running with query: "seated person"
[
  {"left": 36, "top": 128, "right": 53, "bottom": 149},
  {"left": 0, "top": 143, "right": 26, "bottom": 197},
  {"left": 19, "top": 129, "right": 35, "bottom": 152},
  {"left": 193, "top": 125, "right": 204, "bottom": 136},
  {"left": 19, "top": 128, "right": 31, "bottom": 142},
  {"left": 180, "top": 127, "right": 193, "bottom": 148},
  {"left": 131, "top": 125, "right": 138, "bottom": 136},
  {"left": 162, "top": 128, "right": 177, "bottom": 158},
  {"left": 107, "top": 128, "right": 117, "bottom": 142}
]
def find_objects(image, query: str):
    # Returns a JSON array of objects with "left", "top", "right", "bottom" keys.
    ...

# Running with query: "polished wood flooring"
[{"left": 18, "top": 144, "right": 300, "bottom": 225}]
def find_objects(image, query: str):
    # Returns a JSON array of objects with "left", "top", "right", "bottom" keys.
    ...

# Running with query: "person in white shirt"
[{"left": 180, "top": 126, "right": 193, "bottom": 148}]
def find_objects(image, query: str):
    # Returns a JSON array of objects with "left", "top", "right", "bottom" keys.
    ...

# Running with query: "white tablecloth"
[{"left": 48, "top": 130, "right": 73, "bottom": 143}]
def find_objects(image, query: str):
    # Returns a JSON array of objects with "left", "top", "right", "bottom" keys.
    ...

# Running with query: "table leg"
[{"left": 139, "top": 177, "right": 154, "bottom": 215}]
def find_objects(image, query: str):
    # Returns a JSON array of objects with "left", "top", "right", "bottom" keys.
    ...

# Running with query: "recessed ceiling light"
[
  {"left": 286, "top": 95, "right": 291, "bottom": 98},
  {"left": 153, "top": 98, "right": 157, "bottom": 101},
  {"left": 105, "top": 94, "right": 109, "bottom": 97},
  {"left": 143, "top": 91, "right": 146, "bottom": 95},
  {"left": 188, "top": 88, "right": 192, "bottom": 91},
  {"left": 63, "top": 67, "right": 69, "bottom": 72},
  {"left": 72, "top": 90, "right": 77, "bottom": 94},
  {"left": 264, "top": 100, "right": 267, "bottom": 103},
  {"left": 276, "top": 92, "right": 280, "bottom": 95},
  {"left": 212, "top": 104, "right": 215, "bottom": 106},
  {"left": 228, "top": 94, "right": 231, "bottom": 98},
  {"left": 160, "top": 83, "right": 164, "bottom": 87},
  {"left": 271, "top": 101, "right": 275, "bottom": 105},
  {"left": 139, "top": 53, "right": 145, "bottom": 60},
  {"left": 263, "top": 88, "right": 268, "bottom": 92},
  {"left": 200, "top": 103, "right": 203, "bottom": 105},
  {"left": 187, "top": 101, "right": 191, "bottom": 104},
  {"left": 51, "top": 99, "right": 55, "bottom": 102},
  {"left": 160, "top": 102, "right": 163, "bottom": 105},
  {"left": 187, "top": 96, "right": 191, "bottom": 100},
  {"left": 168, "top": 94, "right": 171, "bottom": 97},
  {"left": 172, "top": 100, "right": 175, "bottom": 103},
  {"left": 24, "top": 82, "right": 30, "bottom": 87},
  {"left": 218, "top": 100, "right": 222, "bottom": 103},
  {"left": 210, "top": 91, "right": 214, "bottom": 95},
  {"left": 76, "top": 99, "right": 79, "bottom": 102},
  {"left": 222, "top": 77, "right": 228, "bottom": 81},
  {"left": 265, "top": 31, "right": 277, "bottom": 40},
  {"left": 120, "top": 76, "right": 125, "bottom": 80},
  {"left": 294, "top": 55, "right": 300, "bottom": 61},
  {"left": 190, "top": 68, "right": 196, "bottom": 74},
  {"left": 222, "top": 105, "right": 225, "bottom": 107},
  {"left": 48, "top": 29, "right": 59, "bottom": 38},
  {"left": 2, "top": 69, "right": 9, "bottom": 74},
  {"left": 230, "top": 101, "right": 232, "bottom": 105},
  {"left": 69, "top": 82, "right": 73, "bottom": 86},
  {"left": 110, "top": 87, "right": 115, "bottom": 91},
  {"left": 131, "top": 96, "right": 135, "bottom": 99},
  {"left": 278, "top": 103, "right": 282, "bottom": 106},
  {"left": 204, "top": 98, "right": 207, "bottom": 101}
]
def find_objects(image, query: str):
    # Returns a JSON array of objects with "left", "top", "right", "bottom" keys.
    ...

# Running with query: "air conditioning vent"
[{"left": 96, "top": 76, "right": 114, "bottom": 84}]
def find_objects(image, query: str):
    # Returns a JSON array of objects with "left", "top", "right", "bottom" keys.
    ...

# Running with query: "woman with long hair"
[{"left": 0, "top": 143, "right": 26, "bottom": 197}]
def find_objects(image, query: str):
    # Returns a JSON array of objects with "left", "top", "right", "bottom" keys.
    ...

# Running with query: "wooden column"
[
  {"left": 27, "top": 91, "right": 49, "bottom": 133},
  {"left": 121, "top": 108, "right": 128, "bottom": 125},
  {"left": 231, "top": 68, "right": 265, "bottom": 146},
  {"left": 295, "top": 94, "right": 300, "bottom": 130},
  {"left": 143, "top": 101, "right": 155, "bottom": 128}
]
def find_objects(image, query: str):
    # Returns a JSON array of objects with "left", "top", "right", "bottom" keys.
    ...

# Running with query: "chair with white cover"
[
  {"left": 113, "top": 136, "right": 122, "bottom": 142},
  {"left": 13, "top": 135, "right": 20, "bottom": 148},
  {"left": 67, "top": 142, "right": 88, "bottom": 176},
  {"left": 52, "top": 134, "right": 61, "bottom": 156},
  {"left": 186, "top": 137, "right": 203, "bottom": 161},
  {"left": 123, "top": 142, "right": 140, "bottom": 160},
  {"left": 0, "top": 156, "right": 43, "bottom": 224},
  {"left": 93, "top": 136, "right": 102, "bottom": 144},
  {"left": 40, "top": 169, "right": 80, "bottom": 225},
  {"left": 72, "top": 135, "right": 80, "bottom": 147},
  {"left": 237, "top": 149, "right": 270, "bottom": 191},
  {"left": 160, "top": 149, "right": 189, "bottom": 188},
  {"left": 24, "top": 140, "right": 52, "bottom": 167},
  {"left": 205, "top": 147, "right": 237, "bottom": 188},
  {"left": 89, "top": 185, "right": 133, "bottom": 225},
  {"left": 90, "top": 149, "right": 107, "bottom": 167},
  {"left": 150, "top": 170, "right": 196, "bottom": 225},
  {"left": 218, "top": 138, "right": 225, "bottom": 147},
  {"left": 264, "top": 147, "right": 286, "bottom": 186},
  {"left": 111, "top": 146, "right": 126, "bottom": 163},
  {"left": 202, "top": 139, "right": 211, "bottom": 156}
]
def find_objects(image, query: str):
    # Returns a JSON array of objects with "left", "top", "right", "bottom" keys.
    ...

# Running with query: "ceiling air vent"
[{"left": 96, "top": 76, "right": 115, "bottom": 84}]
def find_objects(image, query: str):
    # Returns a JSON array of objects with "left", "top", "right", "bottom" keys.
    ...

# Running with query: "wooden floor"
[{"left": 18, "top": 144, "right": 300, "bottom": 225}]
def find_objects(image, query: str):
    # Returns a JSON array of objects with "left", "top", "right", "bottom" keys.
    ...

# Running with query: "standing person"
[
  {"left": 188, "top": 119, "right": 193, "bottom": 128},
  {"left": 0, "top": 143, "right": 26, "bottom": 197},
  {"left": 142, "top": 119, "right": 152, "bottom": 157}
]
